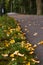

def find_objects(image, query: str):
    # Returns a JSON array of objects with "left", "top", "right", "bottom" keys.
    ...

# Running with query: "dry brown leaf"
[
  {"left": 33, "top": 32, "right": 38, "bottom": 36},
  {"left": 25, "top": 28, "right": 27, "bottom": 31},
  {"left": 38, "top": 41, "right": 43, "bottom": 45}
]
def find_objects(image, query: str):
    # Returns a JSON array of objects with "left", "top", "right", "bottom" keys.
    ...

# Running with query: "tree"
[
  {"left": 36, "top": 0, "right": 42, "bottom": 15},
  {"left": 0, "top": 0, "right": 42, "bottom": 15}
]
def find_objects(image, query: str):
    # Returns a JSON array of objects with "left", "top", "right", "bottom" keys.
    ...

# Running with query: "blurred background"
[{"left": 0, "top": 0, "right": 43, "bottom": 15}]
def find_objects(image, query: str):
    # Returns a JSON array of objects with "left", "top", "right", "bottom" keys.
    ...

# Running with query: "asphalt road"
[{"left": 8, "top": 13, "right": 43, "bottom": 65}]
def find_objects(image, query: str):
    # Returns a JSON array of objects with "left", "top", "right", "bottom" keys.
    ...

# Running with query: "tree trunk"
[
  {"left": 36, "top": 0, "right": 42, "bottom": 15},
  {"left": 30, "top": 0, "right": 32, "bottom": 10}
]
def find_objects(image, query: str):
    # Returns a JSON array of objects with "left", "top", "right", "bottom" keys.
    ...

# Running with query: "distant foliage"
[{"left": 0, "top": 0, "right": 43, "bottom": 15}]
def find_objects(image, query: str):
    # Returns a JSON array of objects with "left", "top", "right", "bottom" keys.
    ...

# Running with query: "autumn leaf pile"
[{"left": 0, "top": 16, "right": 39, "bottom": 65}]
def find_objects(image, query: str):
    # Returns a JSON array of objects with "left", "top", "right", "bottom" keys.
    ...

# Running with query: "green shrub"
[{"left": 0, "top": 15, "right": 39, "bottom": 65}]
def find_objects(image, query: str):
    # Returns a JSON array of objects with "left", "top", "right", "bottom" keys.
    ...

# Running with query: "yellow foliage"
[
  {"left": 10, "top": 54, "right": 14, "bottom": 57},
  {"left": 10, "top": 39, "right": 15, "bottom": 44},
  {"left": 29, "top": 51, "right": 34, "bottom": 54},
  {"left": 7, "top": 31, "right": 10, "bottom": 36},
  {"left": 4, "top": 42, "right": 9, "bottom": 47},
  {"left": 26, "top": 62, "right": 30, "bottom": 65},
  {"left": 16, "top": 26, "right": 21, "bottom": 31}
]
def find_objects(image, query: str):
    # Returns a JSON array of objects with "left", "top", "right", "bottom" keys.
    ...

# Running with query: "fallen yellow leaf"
[
  {"left": 38, "top": 41, "right": 43, "bottom": 45},
  {"left": 10, "top": 54, "right": 14, "bottom": 57},
  {"left": 29, "top": 51, "right": 34, "bottom": 54},
  {"left": 10, "top": 39, "right": 15, "bottom": 44},
  {"left": 26, "top": 62, "right": 30, "bottom": 65}
]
